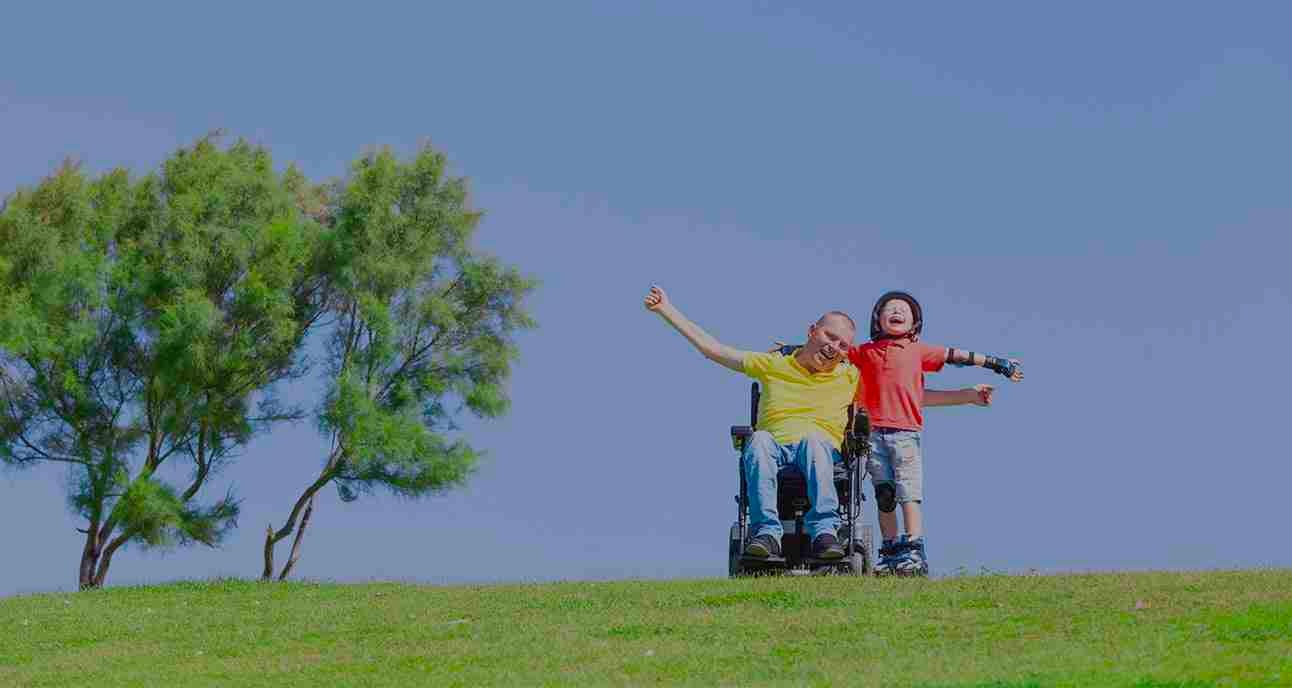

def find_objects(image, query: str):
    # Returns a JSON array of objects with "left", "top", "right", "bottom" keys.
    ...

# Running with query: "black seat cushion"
[{"left": 775, "top": 464, "right": 851, "bottom": 519}]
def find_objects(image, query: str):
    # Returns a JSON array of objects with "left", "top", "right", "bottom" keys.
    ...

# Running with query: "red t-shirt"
[{"left": 847, "top": 339, "right": 947, "bottom": 431}]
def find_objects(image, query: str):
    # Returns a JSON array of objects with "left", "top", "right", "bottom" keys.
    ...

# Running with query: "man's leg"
[
  {"left": 793, "top": 432, "right": 844, "bottom": 558},
  {"left": 742, "top": 430, "right": 788, "bottom": 556}
]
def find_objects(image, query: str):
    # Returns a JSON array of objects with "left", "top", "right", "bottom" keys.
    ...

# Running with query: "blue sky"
[{"left": 2, "top": 2, "right": 1290, "bottom": 595}]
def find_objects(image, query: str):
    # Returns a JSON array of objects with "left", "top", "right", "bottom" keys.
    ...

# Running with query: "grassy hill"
[{"left": 2, "top": 569, "right": 1289, "bottom": 687}]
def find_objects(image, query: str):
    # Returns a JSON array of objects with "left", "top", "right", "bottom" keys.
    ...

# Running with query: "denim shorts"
[{"left": 866, "top": 429, "right": 923, "bottom": 503}]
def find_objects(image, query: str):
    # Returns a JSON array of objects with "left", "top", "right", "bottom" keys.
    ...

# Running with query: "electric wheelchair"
[{"left": 727, "top": 361, "right": 874, "bottom": 577}]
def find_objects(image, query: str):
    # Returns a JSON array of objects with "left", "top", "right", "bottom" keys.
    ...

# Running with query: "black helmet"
[{"left": 869, "top": 291, "right": 923, "bottom": 340}]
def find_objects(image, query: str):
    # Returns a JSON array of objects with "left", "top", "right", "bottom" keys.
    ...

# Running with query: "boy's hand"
[
  {"left": 643, "top": 285, "right": 671, "bottom": 313},
  {"left": 1006, "top": 359, "right": 1024, "bottom": 382},
  {"left": 972, "top": 384, "right": 994, "bottom": 406}
]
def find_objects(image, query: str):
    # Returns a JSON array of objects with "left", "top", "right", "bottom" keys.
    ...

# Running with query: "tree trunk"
[
  {"left": 262, "top": 524, "right": 278, "bottom": 581},
  {"left": 78, "top": 522, "right": 101, "bottom": 590},
  {"left": 91, "top": 531, "right": 131, "bottom": 588},
  {"left": 277, "top": 495, "right": 315, "bottom": 581},
  {"left": 262, "top": 486, "right": 322, "bottom": 580},
  {"left": 262, "top": 456, "right": 337, "bottom": 581}
]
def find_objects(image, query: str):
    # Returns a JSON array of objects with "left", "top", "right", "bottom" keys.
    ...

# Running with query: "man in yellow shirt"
[{"left": 643, "top": 285, "right": 990, "bottom": 561}]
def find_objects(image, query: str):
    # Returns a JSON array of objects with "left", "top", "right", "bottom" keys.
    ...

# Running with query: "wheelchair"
[{"left": 728, "top": 372, "right": 874, "bottom": 577}]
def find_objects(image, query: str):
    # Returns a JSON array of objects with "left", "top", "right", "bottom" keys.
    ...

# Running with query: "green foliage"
[
  {"left": 3, "top": 137, "right": 535, "bottom": 584},
  {"left": 0, "top": 137, "right": 325, "bottom": 584},
  {"left": 310, "top": 145, "right": 535, "bottom": 503}
]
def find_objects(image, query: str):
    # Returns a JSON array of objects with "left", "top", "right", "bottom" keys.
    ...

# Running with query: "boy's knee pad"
[{"left": 874, "top": 482, "right": 897, "bottom": 513}]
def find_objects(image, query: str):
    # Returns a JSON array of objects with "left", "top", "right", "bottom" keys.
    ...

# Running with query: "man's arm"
[
  {"left": 945, "top": 348, "right": 1025, "bottom": 382},
  {"left": 644, "top": 285, "right": 750, "bottom": 373},
  {"left": 925, "top": 385, "right": 994, "bottom": 407}
]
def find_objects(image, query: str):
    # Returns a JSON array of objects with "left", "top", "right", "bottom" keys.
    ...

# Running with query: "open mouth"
[
  {"left": 887, "top": 316, "right": 906, "bottom": 326},
  {"left": 818, "top": 346, "right": 838, "bottom": 360}
]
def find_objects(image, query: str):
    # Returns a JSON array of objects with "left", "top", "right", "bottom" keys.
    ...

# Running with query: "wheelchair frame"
[{"left": 728, "top": 379, "right": 874, "bottom": 577}]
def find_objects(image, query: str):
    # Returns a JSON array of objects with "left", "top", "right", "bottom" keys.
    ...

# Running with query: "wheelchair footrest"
[
  {"left": 801, "top": 556, "right": 850, "bottom": 567},
  {"left": 739, "top": 554, "right": 787, "bottom": 565}
]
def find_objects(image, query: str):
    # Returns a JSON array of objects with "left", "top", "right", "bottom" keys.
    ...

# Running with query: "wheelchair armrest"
[
  {"left": 852, "top": 410, "right": 870, "bottom": 438},
  {"left": 840, "top": 407, "right": 869, "bottom": 463},
  {"left": 730, "top": 425, "right": 752, "bottom": 452},
  {"left": 841, "top": 427, "right": 870, "bottom": 466}
]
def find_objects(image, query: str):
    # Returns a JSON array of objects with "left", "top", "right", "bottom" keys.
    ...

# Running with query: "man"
[{"left": 643, "top": 285, "right": 990, "bottom": 560}]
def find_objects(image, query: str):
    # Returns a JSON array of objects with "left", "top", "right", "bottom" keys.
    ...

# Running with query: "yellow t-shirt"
[{"left": 742, "top": 351, "right": 859, "bottom": 448}]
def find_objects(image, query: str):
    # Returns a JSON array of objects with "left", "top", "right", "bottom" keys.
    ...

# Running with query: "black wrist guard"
[{"left": 984, "top": 355, "right": 1016, "bottom": 378}]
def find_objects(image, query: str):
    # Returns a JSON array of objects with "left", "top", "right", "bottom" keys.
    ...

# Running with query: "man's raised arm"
[{"left": 644, "top": 285, "right": 750, "bottom": 373}]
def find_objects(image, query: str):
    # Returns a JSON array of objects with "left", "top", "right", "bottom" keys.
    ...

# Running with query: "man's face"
[
  {"left": 878, "top": 299, "right": 914, "bottom": 337},
  {"left": 804, "top": 314, "right": 855, "bottom": 371}
]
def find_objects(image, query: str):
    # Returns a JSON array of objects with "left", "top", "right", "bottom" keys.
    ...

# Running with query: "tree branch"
[
  {"left": 276, "top": 495, "right": 315, "bottom": 581},
  {"left": 180, "top": 417, "right": 210, "bottom": 502},
  {"left": 10, "top": 431, "right": 88, "bottom": 466},
  {"left": 373, "top": 276, "right": 463, "bottom": 401}
]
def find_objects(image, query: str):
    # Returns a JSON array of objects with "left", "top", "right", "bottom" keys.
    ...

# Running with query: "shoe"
[
  {"left": 874, "top": 539, "right": 900, "bottom": 576},
  {"left": 744, "top": 533, "right": 782, "bottom": 558},
  {"left": 893, "top": 535, "right": 928, "bottom": 577},
  {"left": 812, "top": 533, "right": 844, "bottom": 559}
]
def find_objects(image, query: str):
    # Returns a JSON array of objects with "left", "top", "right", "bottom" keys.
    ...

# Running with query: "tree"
[
  {"left": 0, "top": 137, "right": 327, "bottom": 588},
  {"left": 262, "top": 145, "right": 535, "bottom": 580}
]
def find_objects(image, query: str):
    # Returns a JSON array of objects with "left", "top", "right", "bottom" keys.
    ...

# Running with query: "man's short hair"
[{"left": 816, "top": 310, "right": 857, "bottom": 333}]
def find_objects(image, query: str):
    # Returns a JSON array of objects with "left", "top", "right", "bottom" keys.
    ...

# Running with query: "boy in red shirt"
[{"left": 848, "top": 291, "right": 1024, "bottom": 576}]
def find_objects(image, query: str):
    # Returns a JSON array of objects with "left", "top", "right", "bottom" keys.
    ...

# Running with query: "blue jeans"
[{"left": 742, "top": 430, "right": 843, "bottom": 540}]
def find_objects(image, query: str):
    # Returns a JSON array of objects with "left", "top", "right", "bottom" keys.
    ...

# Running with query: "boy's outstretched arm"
[
  {"left": 644, "top": 285, "right": 750, "bottom": 373},
  {"left": 925, "top": 385, "right": 995, "bottom": 407},
  {"left": 946, "top": 348, "right": 1024, "bottom": 382}
]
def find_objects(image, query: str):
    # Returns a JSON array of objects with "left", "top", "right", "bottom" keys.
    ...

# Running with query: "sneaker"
[
  {"left": 893, "top": 535, "right": 928, "bottom": 577},
  {"left": 812, "top": 533, "right": 844, "bottom": 559},
  {"left": 744, "top": 533, "right": 782, "bottom": 558},
  {"left": 874, "top": 539, "right": 900, "bottom": 576}
]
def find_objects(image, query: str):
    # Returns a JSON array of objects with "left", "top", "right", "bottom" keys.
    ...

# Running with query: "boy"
[{"left": 848, "top": 291, "right": 1023, "bottom": 576}]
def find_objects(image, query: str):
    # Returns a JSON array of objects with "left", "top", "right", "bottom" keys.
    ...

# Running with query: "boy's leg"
[
  {"left": 868, "top": 432, "right": 900, "bottom": 540},
  {"left": 878, "top": 510, "right": 899, "bottom": 541},
  {"left": 742, "top": 430, "right": 790, "bottom": 556},
  {"left": 891, "top": 431, "right": 928, "bottom": 575},
  {"left": 867, "top": 432, "right": 901, "bottom": 574},
  {"left": 901, "top": 502, "right": 923, "bottom": 538},
  {"left": 892, "top": 430, "right": 924, "bottom": 535}
]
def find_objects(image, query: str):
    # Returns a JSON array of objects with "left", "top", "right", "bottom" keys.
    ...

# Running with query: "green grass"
[{"left": 2, "top": 570, "right": 1290, "bottom": 687}]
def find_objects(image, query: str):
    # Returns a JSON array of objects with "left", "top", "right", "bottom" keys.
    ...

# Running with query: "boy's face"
[{"left": 878, "top": 299, "right": 914, "bottom": 337}]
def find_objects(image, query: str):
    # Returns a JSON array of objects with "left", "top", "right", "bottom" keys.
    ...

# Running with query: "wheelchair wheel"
[
  {"left": 845, "top": 550, "right": 871, "bottom": 577},
  {"left": 728, "top": 536, "right": 743, "bottom": 578}
]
